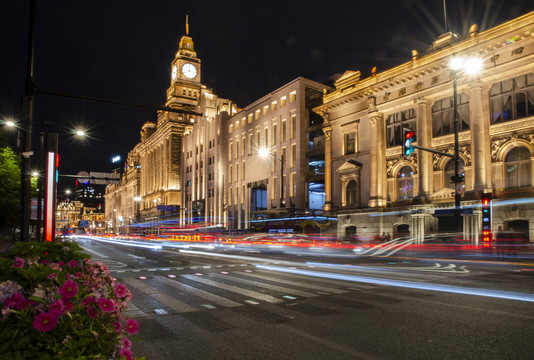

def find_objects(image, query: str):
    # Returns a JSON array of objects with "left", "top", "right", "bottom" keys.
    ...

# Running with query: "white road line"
[
  {"left": 211, "top": 273, "right": 317, "bottom": 298},
  {"left": 155, "top": 276, "right": 241, "bottom": 308},
  {"left": 124, "top": 278, "right": 198, "bottom": 313},
  {"left": 242, "top": 271, "right": 348, "bottom": 294},
  {"left": 182, "top": 274, "right": 282, "bottom": 304}
]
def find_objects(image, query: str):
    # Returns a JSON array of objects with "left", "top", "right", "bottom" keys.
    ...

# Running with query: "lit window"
[
  {"left": 345, "top": 132, "right": 356, "bottom": 154},
  {"left": 432, "top": 95, "right": 470, "bottom": 137},
  {"left": 505, "top": 147, "right": 531, "bottom": 189},
  {"left": 490, "top": 74, "right": 534, "bottom": 124},
  {"left": 281, "top": 96, "right": 287, "bottom": 107},
  {"left": 386, "top": 109, "right": 417, "bottom": 148},
  {"left": 271, "top": 101, "right": 277, "bottom": 112},
  {"left": 290, "top": 114, "right": 297, "bottom": 140},
  {"left": 289, "top": 91, "right": 296, "bottom": 103},
  {"left": 263, "top": 105, "right": 269, "bottom": 116},
  {"left": 346, "top": 180, "right": 358, "bottom": 206},
  {"left": 290, "top": 172, "right": 296, "bottom": 197},
  {"left": 255, "top": 110, "right": 260, "bottom": 120},
  {"left": 396, "top": 166, "right": 414, "bottom": 200}
]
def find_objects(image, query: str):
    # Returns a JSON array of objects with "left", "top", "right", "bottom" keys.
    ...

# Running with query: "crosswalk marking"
[
  {"left": 154, "top": 275, "right": 241, "bottom": 308},
  {"left": 182, "top": 274, "right": 283, "bottom": 304},
  {"left": 124, "top": 278, "right": 199, "bottom": 313},
  {"left": 240, "top": 271, "right": 348, "bottom": 294},
  {"left": 211, "top": 273, "right": 318, "bottom": 298}
]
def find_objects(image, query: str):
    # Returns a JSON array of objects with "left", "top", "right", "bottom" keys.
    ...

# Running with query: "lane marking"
[
  {"left": 124, "top": 278, "right": 198, "bottom": 313},
  {"left": 182, "top": 274, "right": 282, "bottom": 304}
]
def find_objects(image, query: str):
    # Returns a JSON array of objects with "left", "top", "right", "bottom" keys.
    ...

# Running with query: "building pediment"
[
  {"left": 429, "top": 187, "right": 455, "bottom": 201},
  {"left": 334, "top": 70, "right": 361, "bottom": 90},
  {"left": 336, "top": 159, "right": 363, "bottom": 175}
]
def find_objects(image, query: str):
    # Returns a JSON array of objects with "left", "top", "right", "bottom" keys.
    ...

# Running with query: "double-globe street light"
[{"left": 449, "top": 55, "right": 482, "bottom": 233}]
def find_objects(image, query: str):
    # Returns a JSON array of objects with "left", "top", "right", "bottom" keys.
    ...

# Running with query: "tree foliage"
[{"left": 0, "top": 147, "right": 20, "bottom": 233}]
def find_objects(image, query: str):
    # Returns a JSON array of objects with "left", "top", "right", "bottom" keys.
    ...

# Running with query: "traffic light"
[
  {"left": 481, "top": 193, "right": 492, "bottom": 248},
  {"left": 402, "top": 128, "right": 416, "bottom": 157}
]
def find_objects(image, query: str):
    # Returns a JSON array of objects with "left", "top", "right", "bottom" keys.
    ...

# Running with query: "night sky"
[{"left": 1, "top": 1, "right": 533, "bottom": 192}]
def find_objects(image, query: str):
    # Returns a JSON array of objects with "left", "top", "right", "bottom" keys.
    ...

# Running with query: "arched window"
[
  {"left": 346, "top": 180, "right": 358, "bottom": 206},
  {"left": 444, "top": 159, "right": 465, "bottom": 189},
  {"left": 505, "top": 147, "right": 531, "bottom": 189},
  {"left": 397, "top": 166, "right": 414, "bottom": 200}
]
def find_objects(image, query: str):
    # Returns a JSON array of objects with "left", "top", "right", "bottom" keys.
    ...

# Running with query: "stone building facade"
[{"left": 313, "top": 12, "right": 534, "bottom": 243}]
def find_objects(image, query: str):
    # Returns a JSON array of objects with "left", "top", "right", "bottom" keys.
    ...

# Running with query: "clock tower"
[{"left": 167, "top": 16, "right": 202, "bottom": 113}]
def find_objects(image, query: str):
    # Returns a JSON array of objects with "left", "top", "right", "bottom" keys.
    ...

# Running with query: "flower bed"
[{"left": 0, "top": 241, "right": 143, "bottom": 359}]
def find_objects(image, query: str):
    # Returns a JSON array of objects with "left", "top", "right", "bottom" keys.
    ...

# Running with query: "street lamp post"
[
  {"left": 449, "top": 56, "right": 482, "bottom": 234},
  {"left": 259, "top": 147, "right": 286, "bottom": 208}
]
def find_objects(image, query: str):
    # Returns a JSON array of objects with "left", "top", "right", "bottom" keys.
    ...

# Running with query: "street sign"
[{"left": 89, "top": 172, "right": 120, "bottom": 185}]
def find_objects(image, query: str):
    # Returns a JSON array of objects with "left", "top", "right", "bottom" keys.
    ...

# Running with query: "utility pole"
[{"left": 21, "top": 0, "right": 37, "bottom": 242}]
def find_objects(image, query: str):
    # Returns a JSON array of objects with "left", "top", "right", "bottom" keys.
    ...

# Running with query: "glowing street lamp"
[{"left": 449, "top": 55, "right": 482, "bottom": 233}]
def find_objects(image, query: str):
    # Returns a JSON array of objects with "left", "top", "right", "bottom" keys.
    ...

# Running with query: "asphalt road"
[{"left": 73, "top": 236, "right": 534, "bottom": 360}]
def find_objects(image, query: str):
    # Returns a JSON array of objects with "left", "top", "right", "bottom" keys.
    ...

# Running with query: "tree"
[{"left": 0, "top": 147, "right": 21, "bottom": 236}]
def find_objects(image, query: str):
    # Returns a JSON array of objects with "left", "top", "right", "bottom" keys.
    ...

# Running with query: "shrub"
[{"left": 0, "top": 241, "right": 143, "bottom": 359}]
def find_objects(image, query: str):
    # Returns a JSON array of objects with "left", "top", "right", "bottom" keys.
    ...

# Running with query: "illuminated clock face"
[
  {"left": 171, "top": 65, "right": 178, "bottom": 80},
  {"left": 182, "top": 63, "right": 197, "bottom": 79}
]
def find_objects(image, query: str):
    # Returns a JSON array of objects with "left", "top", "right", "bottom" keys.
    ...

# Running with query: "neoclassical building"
[{"left": 314, "top": 11, "right": 534, "bottom": 243}]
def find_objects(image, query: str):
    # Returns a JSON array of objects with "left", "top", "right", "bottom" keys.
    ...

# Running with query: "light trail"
[
  {"left": 255, "top": 264, "right": 534, "bottom": 303},
  {"left": 75, "top": 236, "right": 162, "bottom": 250}
]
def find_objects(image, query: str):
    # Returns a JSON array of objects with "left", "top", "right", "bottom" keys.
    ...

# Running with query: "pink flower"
[
  {"left": 4, "top": 293, "right": 35, "bottom": 310},
  {"left": 58, "top": 279, "right": 78, "bottom": 300},
  {"left": 97, "top": 297, "right": 115, "bottom": 312},
  {"left": 113, "top": 321, "right": 122, "bottom": 332},
  {"left": 33, "top": 312, "right": 58, "bottom": 332},
  {"left": 47, "top": 273, "right": 57, "bottom": 280},
  {"left": 63, "top": 300, "right": 74, "bottom": 312},
  {"left": 13, "top": 257, "right": 25, "bottom": 268},
  {"left": 114, "top": 283, "right": 131, "bottom": 299},
  {"left": 67, "top": 260, "right": 78, "bottom": 268},
  {"left": 119, "top": 348, "right": 134, "bottom": 360},
  {"left": 58, "top": 260, "right": 65, "bottom": 267},
  {"left": 82, "top": 296, "right": 96, "bottom": 306},
  {"left": 122, "top": 336, "right": 132, "bottom": 349},
  {"left": 125, "top": 318, "right": 139, "bottom": 334},
  {"left": 86, "top": 306, "right": 97, "bottom": 319},
  {"left": 41, "top": 260, "right": 50, "bottom": 265},
  {"left": 49, "top": 299, "right": 65, "bottom": 315}
]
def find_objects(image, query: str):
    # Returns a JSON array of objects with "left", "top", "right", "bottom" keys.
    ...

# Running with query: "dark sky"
[{"left": 1, "top": 1, "right": 533, "bottom": 191}]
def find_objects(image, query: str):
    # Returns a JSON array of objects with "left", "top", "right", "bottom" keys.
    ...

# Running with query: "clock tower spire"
[{"left": 167, "top": 15, "right": 201, "bottom": 110}]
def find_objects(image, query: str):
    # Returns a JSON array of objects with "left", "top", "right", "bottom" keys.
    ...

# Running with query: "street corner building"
[{"left": 105, "top": 12, "right": 534, "bottom": 245}]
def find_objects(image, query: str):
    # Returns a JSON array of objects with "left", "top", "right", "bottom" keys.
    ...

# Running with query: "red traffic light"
[{"left": 404, "top": 130, "right": 415, "bottom": 139}]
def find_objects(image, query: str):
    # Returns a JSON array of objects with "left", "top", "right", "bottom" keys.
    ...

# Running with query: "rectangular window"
[
  {"left": 242, "top": 161, "right": 246, "bottom": 180},
  {"left": 263, "top": 105, "right": 269, "bottom": 116},
  {"left": 345, "top": 133, "right": 355, "bottom": 154},
  {"left": 228, "top": 187, "right": 232, "bottom": 206},
  {"left": 264, "top": 127, "right": 269, "bottom": 147},
  {"left": 235, "top": 186, "right": 238, "bottom": 205},
  {"left": 290, "top": 172, "right": 296, "bottom": 197},
  {"left": 290, "top": 114, "right": 297, "bottom": 139},
  {"left": 271, "top": 101, "right": 277, "bottom": 112},
  {"left": 271, "top": 177, "right": 277, "bottom": 200},
  {"left": 228, "top": 165, "right": 232, "bottom": 183},
  {"left": 255, "top": 110, "right": 260, "bottom": 120},
  {"left": 242, "top": 136, "right": 246, "bottom": 157},
  {"left": 281, "top": 96, "right": 287, "bottom": 107},
  {"left": 235, "top": 163, "right": 239, "bottom": 182},
  {"left": 228, "top": 142, "right": 232, "bottom": 160},
  {"left": 242, "top": 184, "right": 246, "bottom": 204},
  {"left": 248, "top": 133, "right": 253, "bottom": 155},
  {"left": 256, "top": 130, "right": 261, "bottom": 149},
  {"left": 290, "top": 143, "right": 296, "bottom": 168},
  {"left": 289, "top": 91, "right": 296, "bottom": 103},
  {"left": 281, "top": 118, "right": 287, "bottom": 143},
  {"left": 272, "top": 123, "right": 277, "bottom": 146}
]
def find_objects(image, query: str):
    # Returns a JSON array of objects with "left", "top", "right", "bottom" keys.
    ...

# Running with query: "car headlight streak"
[{"left": 255, "top": 264, "right": 534, "bottom": 303}]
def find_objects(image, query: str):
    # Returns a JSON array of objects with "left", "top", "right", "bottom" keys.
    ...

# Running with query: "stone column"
[
  {"left": 469, "top": 79, "right": 490, "bottom": 191},
  {"left": 416, "top": 98, "right": 432, "bottom": 197},
  {"left": 323, "top": 126, "right": 333, "bottom": 211},
  {"left": 368, "top": 110, "right": 385, "bottom": 207}
]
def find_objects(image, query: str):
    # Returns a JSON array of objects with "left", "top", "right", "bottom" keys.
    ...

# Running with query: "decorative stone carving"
[
  {"left": 367, "top": 96, "right": 377, "bottom": 112},
  {"left": 491, "top": 137, "right": 507, "bottom": 162},
  {"left": 398, "top": 87, "right": 406, "bottom": 96},
  {"left": 490, "top": 54, "right": 500, "bottom": 63},
  {"left": 386, "top": 159, "right": 397, "bottom": 178},
  {"left": 383, "top": 92, "right": 391, "bottom": 101},
  {"left": 323, "top": 127, "right": 332, "bottom": 141},
  {"left": 319, "top": 110, "right": 330, "bottom": 124},
  {"left": 431, "top": 76, "right": 439, "bottom": 86},
  {"left": 414, "top": 82, "right": 423, "bottom": 91},
  {"left": 512, "top": 47, "right": 524, "bottom": 55}
]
